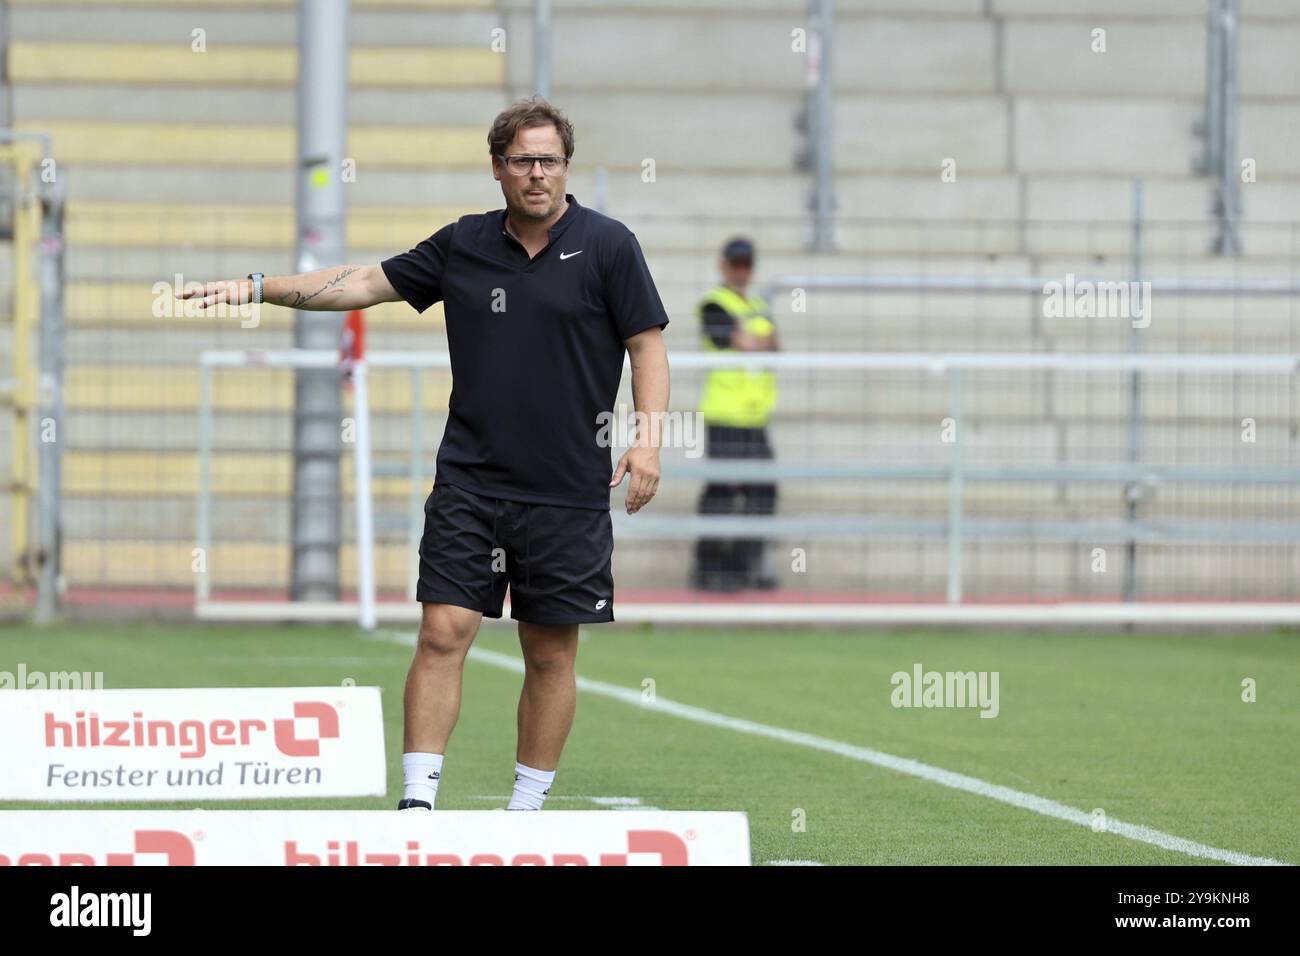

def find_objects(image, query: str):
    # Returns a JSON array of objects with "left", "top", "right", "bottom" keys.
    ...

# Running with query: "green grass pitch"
[{"left": 1, "top": 621, "right": 1296, "bottom": 865}]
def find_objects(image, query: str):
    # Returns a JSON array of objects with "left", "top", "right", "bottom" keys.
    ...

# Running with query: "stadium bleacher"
[{"left": 6, "top": 0, "right": 1300, "bottom": 600}]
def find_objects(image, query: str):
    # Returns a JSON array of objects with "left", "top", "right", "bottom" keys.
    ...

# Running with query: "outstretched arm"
[{"left": 176, "top": 264, "right": 403, "bottom": 312}]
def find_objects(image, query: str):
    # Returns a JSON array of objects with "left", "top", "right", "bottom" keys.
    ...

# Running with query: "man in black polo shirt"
[{"left": 180, "top": 97, "right": 671, "bottom": 813}]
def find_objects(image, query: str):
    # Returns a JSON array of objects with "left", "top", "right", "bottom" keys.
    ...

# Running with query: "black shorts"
[{"left": 416, "top": 482, "right": 615, "bottom": 624}]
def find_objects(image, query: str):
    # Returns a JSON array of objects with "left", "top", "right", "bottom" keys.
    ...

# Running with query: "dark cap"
[{"left": 722, "top": 237, "right": 755, "bottom": 263}]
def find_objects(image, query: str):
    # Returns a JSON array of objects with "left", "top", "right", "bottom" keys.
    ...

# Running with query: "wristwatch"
[{"left": 247, "top": 272, "right": 264, "bottom": 304}]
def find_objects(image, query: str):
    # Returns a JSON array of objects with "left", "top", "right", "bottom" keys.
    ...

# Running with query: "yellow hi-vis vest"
[{"left": 699, "top": 285, "right": 777, "bottom": 428}]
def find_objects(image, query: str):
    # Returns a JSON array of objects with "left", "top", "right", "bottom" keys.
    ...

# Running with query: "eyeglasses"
[{"left": 498, "top": 154, "right": 569, "bottom": 175}]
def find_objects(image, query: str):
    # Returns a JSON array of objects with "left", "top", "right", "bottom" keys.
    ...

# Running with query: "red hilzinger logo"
[
  {"left": 0, "top": 830, "right": 195, "bottom": 866},
  {"left": 42, "top": 701, "right": 339, "bottom": 759},
  {"left": 286, "top": 830, "right": 690, "bottom": 866}
]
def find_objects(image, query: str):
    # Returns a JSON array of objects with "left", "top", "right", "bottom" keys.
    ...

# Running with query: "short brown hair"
[{"left": 488, "top": 96, "right": 575, "bottom": 160}]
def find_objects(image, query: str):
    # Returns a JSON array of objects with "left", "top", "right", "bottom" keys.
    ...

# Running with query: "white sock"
[
  {"left": 506, "top": 761, "right": 555, "bottom": 811},
  {"left": 402, "top": 752, "right": 444, "bottom": 807}
]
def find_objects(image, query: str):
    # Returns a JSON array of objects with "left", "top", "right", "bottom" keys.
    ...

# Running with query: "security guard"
[{"left": 690, "top": 237, "right": 779, "bottom": 591}]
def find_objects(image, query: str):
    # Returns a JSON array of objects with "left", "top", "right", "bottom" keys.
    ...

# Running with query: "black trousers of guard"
[{"left": 693, "top": 424, "right": 777, "bottom": 585}]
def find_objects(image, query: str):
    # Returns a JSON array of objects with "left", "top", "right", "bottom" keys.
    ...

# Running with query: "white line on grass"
[
  {"left": 205, "top": 656, "right": 378, "bottom": 666},
  {"left": 766, "top": 860, "right": 826, "bottom": 866},
  {"left": 586, "top": 796, "right": 664, "bottom": 811},
  {"left": 464, "top": 795, "right": 663, "bottom": 810},
  {"left": 377, "top": 630, "right": 1288, "bottom": 866}
]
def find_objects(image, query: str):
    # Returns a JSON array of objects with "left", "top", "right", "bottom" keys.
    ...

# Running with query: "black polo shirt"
[{"left": 380, "top": 194, "right": 670, "bottom": 510}]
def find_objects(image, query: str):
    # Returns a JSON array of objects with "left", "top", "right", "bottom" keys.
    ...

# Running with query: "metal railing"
[{"left": 196, "top": 347, "right": 1300, "bottom": 622}]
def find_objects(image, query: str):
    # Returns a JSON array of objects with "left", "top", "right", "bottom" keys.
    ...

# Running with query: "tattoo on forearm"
[{"left": 275, "top": 267, "right": 359, "bottom": 307}]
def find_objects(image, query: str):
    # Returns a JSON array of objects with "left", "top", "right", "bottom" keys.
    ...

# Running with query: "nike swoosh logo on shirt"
[{"left": 559, "top": 251, "right": 583, "bottom": 260}]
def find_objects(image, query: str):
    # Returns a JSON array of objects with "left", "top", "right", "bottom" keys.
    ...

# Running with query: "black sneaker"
[{"left": 397, "top": 798, "right": 431, "bottom": 811}]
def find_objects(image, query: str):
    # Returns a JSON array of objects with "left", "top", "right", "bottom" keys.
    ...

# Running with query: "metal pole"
[
  {"left": 808, "top": 0, "right": 835, "bottom": 252},
  {"left": 197, "top": 363, "right": 212, "bottom": 604},
  {"left": 946, "top": 369, "right": 963, "bottom": 604},
  {"left": 292, "top": 0, "right": 348, "bottom": 601},
  {"left": 1215, "top": 0, "right": 1240, "bottom": 256},
  {"left": 1201, "top": 0, "right": 1222, "bottom": 177},
  {"left": 33, "top": 166, "right": 66, "bottom": 623},
  {"left": 534, "top": 0, "right": 552, "bottom": 99},
  {"left": 352, "top": 360, "right": 376, "bottom": 631},
  {"left": 407, "top": 368, "right": 422, "bottom": 601},
  {"left": 1124, "top": 178, "right": 1145, "bottom": 603},
  {"left": 0, "top": 0, "right": 13, "bottom": 129}
]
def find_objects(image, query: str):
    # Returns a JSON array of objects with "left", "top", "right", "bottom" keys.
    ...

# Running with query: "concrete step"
[
  {"left": 1004, "top": 18, "right": 1300, "bottom": 99},
  {"left": 1014, "top": 97, "right": 1199, "bottom": 177},
  {"left": 54, "top": 417, "right": 1299, "bottom": 483},
  {"left": 1002, "top": 19, "right": 1202, "bottom": 96},
  {"left": 55, "top": 531, "right": 1300, "bottom": 597},
  {"left": 53, "top": 344, "right": 1300, "bottom": 431},
  {"left": 16, "top": 120, "right": 487, "bottom": 168},
  {"left": 991, "top": 0, "right": 1299, "bottom": 20},
  {"left": 8, "top": 42, "right": 503, "bottom": 88},
  {"left": 56, "top": 312, "right": 1300, "bottom": 356},
  {"left": 12, "top": 5, "right": 497, "bottom": 45},
  {"left": 49, "top": 165, "right": 500, "bottom": 205},
  {"left": 460, "top": 89, "right": 1016, "bottom": 175},
  {"left": 13, "top": 84, "right": 507, "bottom": 128},
  {"left": 54, "top": 220, "right": 1298, "bottom": 265},
  {"left": 529, "top": 1, "right": 986, "bottom": 12},
  {"left": 497, "top": 10, "right": 994, "bottom": 94}
]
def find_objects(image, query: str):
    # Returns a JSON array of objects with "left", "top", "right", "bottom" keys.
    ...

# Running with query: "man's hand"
[
  {"left": 176, "top": 279, "right": 252, "bottom": 310},
  {"left": 617, "top": 326, "right": 669, "bottom": 514},
  {"left": 609, "top": 445, "right": 661, "bottom": 514}
]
